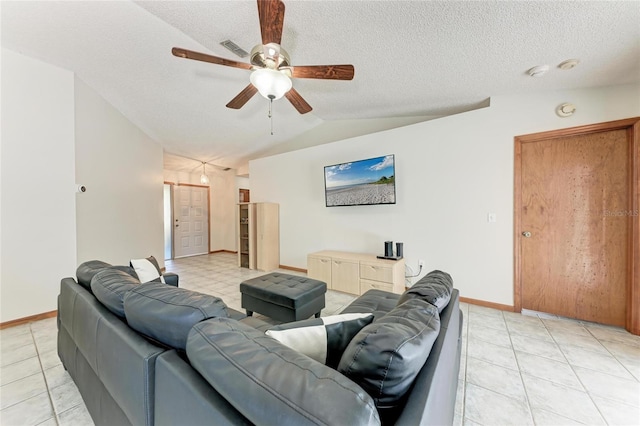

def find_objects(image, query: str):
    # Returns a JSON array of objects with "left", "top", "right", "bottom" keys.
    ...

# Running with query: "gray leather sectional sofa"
[{"left": 57, "top": 261, "right": 462, "bottom": 426}]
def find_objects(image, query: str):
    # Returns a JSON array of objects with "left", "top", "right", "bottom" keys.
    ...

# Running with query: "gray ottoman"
[{"left": 240, "top": 272, "right": 327, "bottom": 322}]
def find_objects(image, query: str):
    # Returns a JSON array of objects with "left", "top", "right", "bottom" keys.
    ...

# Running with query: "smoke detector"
[
  {"left": 527, "top": 65, "right": 550, "bottom": 77},
  {"left": 558, "top": 59, "right": 580, "bottom": 70},
  {"left": 556, "top": 103, "right": 576, "bottom": 117}
]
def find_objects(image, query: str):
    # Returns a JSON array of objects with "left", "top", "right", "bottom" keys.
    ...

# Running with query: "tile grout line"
[
  {"left": 583, "top": 325, "right": 640, "bottom": 384},
  {"left": 539, "top": 318, "right": 609, "bottom": 425},
  {"left": 501, "top": 310, "right": 536, "bottom": 426},
  {"left": 28, "top": 321, "right": 60, "bottom": 426}
]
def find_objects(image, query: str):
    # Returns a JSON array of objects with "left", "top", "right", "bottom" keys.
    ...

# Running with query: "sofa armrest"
[
  {"left": 163, "top": 273, "right": 179, "bottom": 287},
  {"left": 395, "top": 289, "right": 462, "bottom": 426}
]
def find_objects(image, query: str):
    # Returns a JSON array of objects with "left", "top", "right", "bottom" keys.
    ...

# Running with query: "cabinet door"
[
  {"left": 237, "top": 204, "right": 254, "bottom": 269},
  {"left": 256, "top": 203, "right": 279, "bottom": 271},
  {"left": 307, "top": 255, "right": 332, "bottom": 289},
  {"left": 331, "top": 259, "right": 360, "bottom": 295},
  {"left": 360, "top": 262, "right": 394, "bottom": 283},
  {"left": 360, "top": 278, "right": 393, "bottom": 294}
]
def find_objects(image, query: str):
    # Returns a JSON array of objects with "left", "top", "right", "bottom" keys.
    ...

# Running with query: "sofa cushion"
[
  {"left": 130, "top": 256, "right": 165, "bottom": 283},
  {"left": 124, "top": 283, "right": 229, "bottom": 350},
  {"left": 398, "top": 270, "right": 453, "bottom": 313},
  {"left": 340, "top": 289, "right": 400, "bottom": 320},
  {"left": 187, "top": 318, "right": 381, "bottom": 426},
  {"left": 76, "top": 260, "right": 112, "bottom": 292},
  {"left": 90, "top": 268, "right": 141, "bottom": 318},
  {"left": 110, "top": 265, "right": 139, "bottom": 280},
  {"left": 338, "top": 298, "right": 441, "bottom": 417},
  {"left": 266, "top": 313, "right": 374, "bottom": 368}
]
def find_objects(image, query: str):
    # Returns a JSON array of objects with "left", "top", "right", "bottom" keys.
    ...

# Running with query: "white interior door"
[{"left": 173, "top": 185, "right": 209, "bottom": 258}]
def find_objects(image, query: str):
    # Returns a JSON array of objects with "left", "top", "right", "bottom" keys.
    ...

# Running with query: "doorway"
[
  {"left": 163, "top": 184, "right": 173, "bottom": 260},
  {"left": 166, "top": 183, "right": 210, "bottom": 259},
  {"left": 514, "top": 118, "right": 639, "bottom": 334}
]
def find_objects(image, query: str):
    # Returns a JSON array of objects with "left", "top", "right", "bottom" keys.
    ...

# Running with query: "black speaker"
[
  {"left": 396, "top": 242, "right": 403, "bottom": 258},
  {"left": 384, "top": 241, "right": 393, "bottom": 257}
]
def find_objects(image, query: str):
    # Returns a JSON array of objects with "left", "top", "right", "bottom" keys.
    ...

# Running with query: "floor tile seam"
[
  {"left": 569, "top": 364, "right": 640, "bottom": 392},
  {"left": 583, "top": 328, "right": 640, "bottom": 380},
  {"left": 0, "top": 369, "right": 43, "bottom": 388},
  {"left": 588, "top": 392, "right": 640, "bottom": 410},
  {"left": 55, "top": 400, "right": 85, "bottom": 419},
  {"left": 538, "top": 322, "right": 608, "bottom": 425},
  {"left": 465, "top": 353, "right": 520, "bottom": 373},
  {"left": 464, "top": 374, "right": 529, "bottom": 405},
  {"left": 505, "top": 321, "right": 551, "bottom": 333},
  {"left": 505, "top": 328, "right": 553, "bottom": 342},
  {"left": 466, "top": 311, "right": 505, "bottom": 322},
  {"left": 466, "top": 321, "right": 508, "bottom": 333},
  {"left": 559, "top": 354, "right": 638, "bottom": 382},
  {"left": 464, "top": 381, "right": 533, "bottom": 425},
  {"left": 0, "top": 330, "right": 32, "bottom": 341},
  {"left": 0, "top": 354, "right": 40, "bottom": 370},
  {"left": 35, "top": 416, "right": 57, "bottom": 426},
  {"left": 512, "top": 348, "right": 569, "bottom": 366},
  {"left": 503, "top": 314, "right": 536, "bottom": 426},
  {"left": 538, "top": 323, "right": 587, "bottom": 381},
  {"left": 597, "top": 338, "right": 640, "bottom": 351},
  {"left": 558, "top": 343, "right": 640, "bottom": 372},
  {"left": 467, "top": 334, "right": 513, "bottom": 350},
  {"left": 29, "top": 323, "right": 59, "bottom": 425},
  {"left": 0, "top": 340, "right": 39, "bottom": 357},
  {"left": 520, "top": 372, "right": 604, "bottom": 423},
  {"left": 543, "top": 326, "right": 593, "bottom": 338},
  {"left": 0, "top": 387, "right": 49, "bottom": 412},
  {"left": 44, "top": 375, "right": 74, "bottom": 394},
  {"left": 467, "top": 310, "right": 508, "bottom": 323},
  {"left": 519, "top": 371, "right": 586, "bottom": 392},
  {"left": 528, "top": 405, "right": 591, "bottom": 425},
  {"left": 503, "top": 320, "right": 546, "bottom": 330}
]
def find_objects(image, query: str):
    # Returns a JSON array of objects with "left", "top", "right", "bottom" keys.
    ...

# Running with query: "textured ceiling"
[{"left": 2, "top": 1, "right": 639, "bottom": 172}]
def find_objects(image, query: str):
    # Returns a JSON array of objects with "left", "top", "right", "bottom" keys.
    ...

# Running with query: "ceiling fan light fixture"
[{"left": 250, "top": 68, "right": 292, "bottom": 100}]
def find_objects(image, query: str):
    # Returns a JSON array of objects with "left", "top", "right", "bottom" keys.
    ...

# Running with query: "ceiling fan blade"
[
  {"left": 291, "top": 65, "right": 355, "bottom": 80},
  {"left": 226, "top": 84, "right": 258, "bottom": 109},
  {"left": 258, "top": 0, "right": 285, "bottom": 45},
  {"left": 172, "top": 47, "right": 252, "bottom": 70},
  {"left": 285, "top": 88, "right": 312, "bottom": 114}
]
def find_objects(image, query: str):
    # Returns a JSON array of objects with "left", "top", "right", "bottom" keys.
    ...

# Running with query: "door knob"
[{"left": 522, "top": 231, "right": 531, "bottom": 238}]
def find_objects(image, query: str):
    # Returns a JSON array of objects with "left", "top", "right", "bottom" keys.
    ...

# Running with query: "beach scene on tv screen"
[{"left": 325, "top": 155, "right": 396, "bottom": 206}]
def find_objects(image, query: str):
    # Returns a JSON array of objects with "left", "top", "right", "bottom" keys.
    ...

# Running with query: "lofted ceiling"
[{"left": 2, "top": 1, "right": 639, "bottom": 173}]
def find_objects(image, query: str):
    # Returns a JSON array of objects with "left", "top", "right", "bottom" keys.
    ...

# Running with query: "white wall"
[
  {"left": 1, "top": 48, "right": 77, "bottom": 322},
  {"left": 236, "top": 176, "right": 250, "bottom": 192},
  {"left": 163, "top": 168, "right": 237, "bottom": 252},
  {"left": 75, "top": 77, "right": 164, "bottom": 267},
  {"left": 250, "top": 83, "right": 640, "bottom": 306}
]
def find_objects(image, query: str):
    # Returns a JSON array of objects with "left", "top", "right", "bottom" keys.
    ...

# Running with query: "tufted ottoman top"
[{"left": 240, "top": 272, "right": 327, "bottom": 309}]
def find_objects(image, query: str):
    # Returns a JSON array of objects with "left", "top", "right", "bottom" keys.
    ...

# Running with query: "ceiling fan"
[{"left": 171, "top": 0, "right": 354, "bottom": 114}]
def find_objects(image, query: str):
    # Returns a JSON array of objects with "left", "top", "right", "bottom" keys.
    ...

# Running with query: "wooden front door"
[{"left": 515, "top": 118, "right": 640, "bottom": 332}]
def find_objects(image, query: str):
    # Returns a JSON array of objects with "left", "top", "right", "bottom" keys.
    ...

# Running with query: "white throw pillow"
[
  {"left": 130, "top": 256, "right": 166, "bottom": 284},
  {"left": 266, "top": 313, "right": 374, "bottom": 368}
]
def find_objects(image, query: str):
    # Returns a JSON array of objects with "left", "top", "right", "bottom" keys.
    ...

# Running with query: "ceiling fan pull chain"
[{"left": 269, "top": 98, "right": 274, "bottom": 135}]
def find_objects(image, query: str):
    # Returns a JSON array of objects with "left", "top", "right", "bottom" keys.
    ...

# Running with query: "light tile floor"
[{"left": 1, "top": 253, "right": 639, "bottom": 425}]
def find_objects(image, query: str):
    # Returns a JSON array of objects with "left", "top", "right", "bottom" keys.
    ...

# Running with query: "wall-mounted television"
[{"left": 324, "top": 154, "right": 396, "bottom": 207}]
